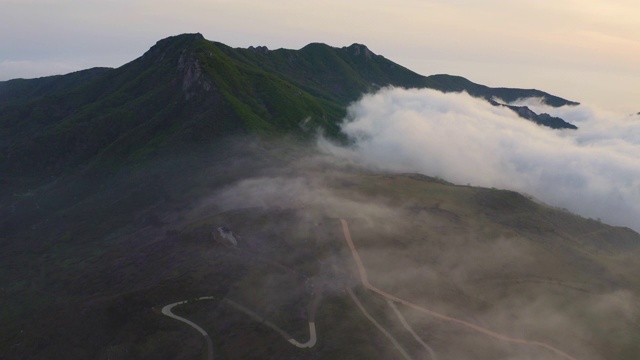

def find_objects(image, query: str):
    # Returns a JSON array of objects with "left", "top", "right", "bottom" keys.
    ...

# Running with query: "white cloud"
[{"left": 320, "top": 87, "right": 640, "bottom": 231}]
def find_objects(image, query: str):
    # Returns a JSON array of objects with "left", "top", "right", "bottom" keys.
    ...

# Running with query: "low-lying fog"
[{"left": 320, "top": 87, "right": 640, "bottom": 232}]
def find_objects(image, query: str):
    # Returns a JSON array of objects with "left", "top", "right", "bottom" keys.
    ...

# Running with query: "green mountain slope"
[
  {"left": 0, "top": 67, "right": 111, "bottom": 106},
  {"left": 1, "top": 139, "right": 638, "bottom": 360},
  {"left": 1, "top": 33, "right": 577, "bottom": 182}
]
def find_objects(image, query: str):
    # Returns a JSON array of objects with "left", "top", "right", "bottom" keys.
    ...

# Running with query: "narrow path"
[
  {"left": 161, "top": 293, "right": 319, "bottom": 359},
  {"left": 347, "top": 288, "right": 413, "bottom": 360},
  {"left": 224, "top": 298, "right": 317, "bottom": 348},
  {"left": 340, "top": 219, "right": 578, "bottom": 360},
  {"left": 287, "top": 322, "right": 317, "bottom": 348},
  {"left": 388, "top": 299, "right": 438, "bottom": 360},
  {"left": 161, "top": 297, "right": 215, "bottom": 360}
]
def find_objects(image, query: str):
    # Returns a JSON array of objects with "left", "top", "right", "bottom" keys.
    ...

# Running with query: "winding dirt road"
[
  {"left": 161, "top": 297, "right": 215, "bottom": 360},
  {"left": 161, "top": 291, "right": 320, "bottom": 359},
  {"left": 387, "top": 299, "right": 438, "bottom": 360},
  {"left": 339, "top": 219, "right": 578, "bottom": 360},
  {"left": 224, "top": 297, "right": 318, "bottom": 348},
  {"left": 348, "top": 288, "right": 413, "bottom": 360}
]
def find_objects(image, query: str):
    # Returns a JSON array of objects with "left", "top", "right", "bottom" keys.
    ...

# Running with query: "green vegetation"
[
  {"left": 0, "top": 33, "right": 577, "bottom": 184},
  {"left": 0, "top": 135, "right": 638, "bottom": 359}
]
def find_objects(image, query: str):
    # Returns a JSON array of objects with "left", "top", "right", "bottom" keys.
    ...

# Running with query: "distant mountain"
[{"left": 0, "top": 33, "right": 577, "bottom": 181}]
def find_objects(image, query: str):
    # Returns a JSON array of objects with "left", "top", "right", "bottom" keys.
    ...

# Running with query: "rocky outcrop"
[
  {"left": 487, "top": 98, "right": 577, "bottom": 129},
  {"left": 347, "top": 43, "right": 373, "bottom": 60},
  {"left": 177, "top": 50, "right": 214, "bottom": 100},
  {"left": 248, "top": 46, "right": 269, "bottom": 55}
]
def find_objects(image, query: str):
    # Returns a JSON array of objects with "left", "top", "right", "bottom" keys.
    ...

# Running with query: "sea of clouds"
[{"left": 320, "top": 87, "right": 640, "bottom": 231}]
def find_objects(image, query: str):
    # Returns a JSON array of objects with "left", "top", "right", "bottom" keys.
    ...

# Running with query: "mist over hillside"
[
  {"left": 321, "top": 87, "right": 640, "bottom": 232},
  {"left": 199, "top": 155, "right": 640, "bottom": 360},
  {"left": 4, "top": 132, "right": 638, "bottom": 359}
]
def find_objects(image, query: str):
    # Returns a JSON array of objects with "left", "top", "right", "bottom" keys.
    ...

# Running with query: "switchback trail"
[
  {"left": 225, "top": 297, "right": 318, "bottom": 348},
  {"left": 388, "top": 299, "right": 438, "bottom": 360},
  {"left": 347, "top": 288, "right": 413, "bottom": 360},
  {"left": 339, "top": 219, "right": 578, "bottom": 360},
  {"left": 161, "top": 297, "right": 215, "bottom": 360},
  {"left": 160, "top": 290, "right": 321, "bottom": 358}
]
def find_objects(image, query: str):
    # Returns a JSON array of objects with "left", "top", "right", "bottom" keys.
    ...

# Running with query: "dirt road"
[
  {"left": 388, "top": 299, "right": 438, "bottom": 360},
  {"left": 161, "top": 297, "right": 215, "bottom": 360},
  {"left": 339, "top": 219, "right": 578, "bottom": 360},
  {"left": 161, "top": 292, "right": 320, "bottom": 359},
  {"left": 347, "top": 288, "right": 413, "bottom": 360}
]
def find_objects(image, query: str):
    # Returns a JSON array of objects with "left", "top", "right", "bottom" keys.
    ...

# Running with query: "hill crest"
[{"left": 0, "top": 34, "right": 579, "bottom": 179}]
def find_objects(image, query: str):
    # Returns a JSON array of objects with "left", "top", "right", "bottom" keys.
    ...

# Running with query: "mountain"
[
  {"left": 2, "top": 34, "right": 637, "bottom": 360},
  {"left": 0, "top": 33, "right": 577, "bottom": 182},
  {"left": 2, "top": 141, "right": 639, "bottom": 359}
]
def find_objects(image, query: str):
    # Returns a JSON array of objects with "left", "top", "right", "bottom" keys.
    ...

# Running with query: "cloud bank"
[{"left": 320, "top": 87, "right": 640, "bottom": 231}]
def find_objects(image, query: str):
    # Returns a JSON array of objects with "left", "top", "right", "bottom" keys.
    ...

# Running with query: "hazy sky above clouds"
[{"left": 1, "top": 0, "right": 639, "bottom": 112}]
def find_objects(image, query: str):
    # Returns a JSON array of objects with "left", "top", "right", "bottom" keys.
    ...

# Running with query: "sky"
[{"left": 1, "top": 0, "right": 639, "bottom": 112}]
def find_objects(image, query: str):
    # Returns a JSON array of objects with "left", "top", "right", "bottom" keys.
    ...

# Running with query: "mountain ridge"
[{"left": 1, "top": 33, "right": 578, "bottom": 182}]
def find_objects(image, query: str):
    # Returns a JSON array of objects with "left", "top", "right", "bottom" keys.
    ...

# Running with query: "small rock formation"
[
  {"left": 216, "top": 226, "right": 238, "bottom": 246},
  {"left": 177, "top": 50, "right": 213, "bottom": 100},
  {"left": 347, "top": 43, "right": 373, "bottom": 60},
  {"left": 248, "top": 46, "right": 269, "bottom": 55}
]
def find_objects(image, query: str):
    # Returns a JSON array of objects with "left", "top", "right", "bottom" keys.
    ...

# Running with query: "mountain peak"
[
  {"left": 248, "top": 45, "right": 269, "bottom": 55},
  {"left": 161, "top": 32, "right": 204, "bottom": 42},
  {"left": 346, "top": 43, "right": 374, "bottom": 58},
  {"left": 143, "top": 33, "right": 206, "bottom": 60}
]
